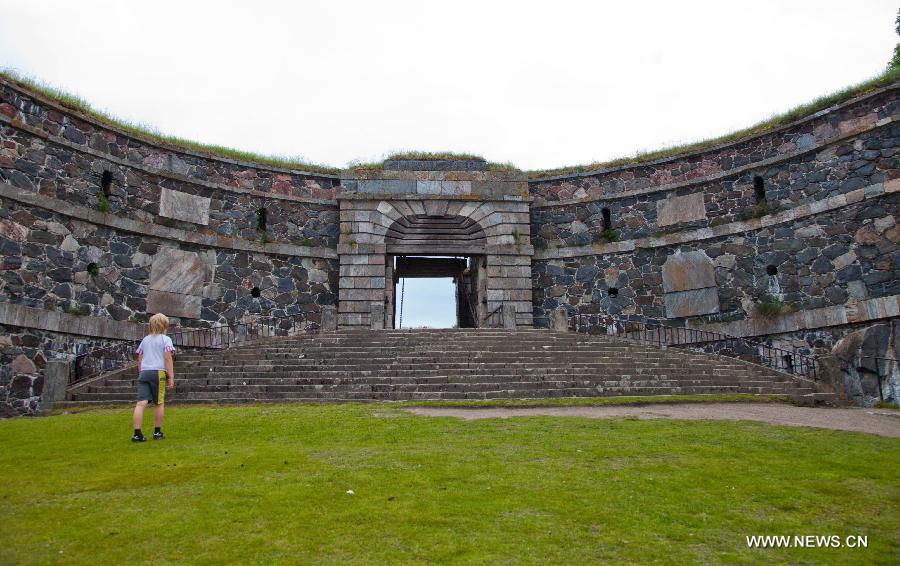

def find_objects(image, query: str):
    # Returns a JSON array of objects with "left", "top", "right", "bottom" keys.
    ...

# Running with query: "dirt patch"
[{"left": 406, "top": 403, "right": 900, "bottom": 438}]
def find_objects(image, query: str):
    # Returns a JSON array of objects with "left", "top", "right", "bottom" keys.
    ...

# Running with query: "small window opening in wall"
[
  {"left": 601, "top": 208, "right": 611, "bottom": 231},
  {"left": 608, "top": 287, "right": 619, "bottom": 298},
  {"left": 256, "top": 207, "right": 267, "bottom": 232},
  {"left": 766, "top": 265, "right": 778, "bottom": 276},
  {"left": 100, "top": 170, "right": 113, "bottom": 197},
  {"left": 331, "top": 179, "right": 341, "bottom": 188},
  {"left": 86, "top": 262, "right": 99, "bottom": 275},
  {"left": 251, "top": 286, "right": 261, "bottom": 298},
  {"left": 753, "top": 176, "right": 766, "bottom": 202}
]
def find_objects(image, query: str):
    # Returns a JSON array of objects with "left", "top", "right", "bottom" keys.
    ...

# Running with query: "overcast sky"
[
  {"left": 1, "top": 1, "right": 896, "bottom": 171},
  {"left": 1, "top": 1, "right": 896, "bottom": 327}
]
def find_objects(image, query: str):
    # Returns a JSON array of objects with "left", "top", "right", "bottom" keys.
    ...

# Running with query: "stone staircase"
[{"left": 65, "top": 328, "right": 827, "bottom": 404}]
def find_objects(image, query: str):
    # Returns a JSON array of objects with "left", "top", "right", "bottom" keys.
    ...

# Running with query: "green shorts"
[{"left": 137, "top": 370, "right": 167, "bottom": 405}]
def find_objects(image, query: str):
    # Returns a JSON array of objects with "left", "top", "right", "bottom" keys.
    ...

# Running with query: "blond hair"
[{"left": 148, "top": 313, "right": 169, "bottom": 335}]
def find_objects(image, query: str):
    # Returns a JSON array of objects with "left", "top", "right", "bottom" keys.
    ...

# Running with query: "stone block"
[
  {"left": 662, "top": 250, "right": 716, "bottom": 293},
  {"left": 147, "top": 289, "right": 202, "bottom": 319},
  {"left": 149, "top": 248, "right": 212, "bottom": 296},
  {"left": 158, "top": 188, "right": 211, "bottom": 225},
  {"left": 552, "top": 307, "right": 569, "bottom": 331},
  {"left": 321, "top": 306, "right": 337, "bottom": 331},
  {"left": 370, "top": 302, "right": 385, "bottom": 330},
  {"left": 656, "top": 193, "right": 706, "bottom": 227},
  {"left": 502, "top": 304, "right": 517, "bottom": 329},
  {"left": 664, "top": 287, "right": 720, "bottom": 318},
  {"left": 416, "top": 180, "right": 442, "bottom": 195},
  {"left": 440, "top": 181, "right": 471, "bottom": 195},
  {"left": 39, "top": 360, "right": 69, "bottom": 411}
]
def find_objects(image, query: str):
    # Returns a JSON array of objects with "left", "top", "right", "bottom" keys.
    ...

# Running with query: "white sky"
[
  {"left": 398, "top": 278, "right": 457, "bottom": 329},
  {"left": 0, "top": 1, "right": 896, "bottom": 171}
]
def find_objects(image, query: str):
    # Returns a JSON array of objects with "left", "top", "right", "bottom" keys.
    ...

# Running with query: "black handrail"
[
  {"left": 482, "top": 304, "right": 503, "bottom": 328},
  {"left": 70, "top": 310, "right": 320, "bottom": 386},
  {"left": 570, "top": 312, "right": 820, "bottom": 380}
]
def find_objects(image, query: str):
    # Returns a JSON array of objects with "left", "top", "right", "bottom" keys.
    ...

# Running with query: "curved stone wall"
[
  {"left": 527, "top": 86, "right": 899, "bottom": 406},
  {"left": 0, "top": 76, "right": 898, "bottom": 413},
  {"left": 0, "top": 78, "right": 342, "bottom": 414}
]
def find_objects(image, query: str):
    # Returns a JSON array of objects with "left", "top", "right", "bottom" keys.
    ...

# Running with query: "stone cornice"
[
  {"left": 0, "top": 112, "right": 339, "bottom": 207},
  {"left": 531, "top": 115, "right": 897, "bottom": 208},
  {"left": 0, "top": 301, "right": 145, "bottom": 343},
  {"left": 0, "top": 182, "right": 339, "bottom": 259},
  {"left": 0, "top": 77, "right": 341, "bottom": 180},
  {"left": 529, "top": 82, "right": 900, "bottom": 184},
  {"left": 533, "top": 179, "right": 899, "bottom": 260},
  {"left": 686, "top": 294, "right": 900, "bottom": 339}
]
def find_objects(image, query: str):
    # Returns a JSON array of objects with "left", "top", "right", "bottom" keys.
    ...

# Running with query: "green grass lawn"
[{"left": 1, "top": 404, "right": 897, "bottom": 564}]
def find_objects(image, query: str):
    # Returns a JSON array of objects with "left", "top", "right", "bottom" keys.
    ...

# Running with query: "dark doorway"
[{"left": 391, "top": 255, "right": 483, "bottom": 328}]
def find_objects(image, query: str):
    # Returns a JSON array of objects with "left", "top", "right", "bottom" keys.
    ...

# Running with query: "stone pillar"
[
  {"left": 39, "top": 359, "right": 69, "bottom": 412},
  {"left": 320, "top": 306, "right": 337, "bottom": 332},
  {"left": 370, "top": 302, "right": 385, "bottom": 330},
  {"left": 552, "top": 307, "right": 569, "bottom": 332},
  {"left": 502, "top": 304, "right": 517, "bottom": 330}
]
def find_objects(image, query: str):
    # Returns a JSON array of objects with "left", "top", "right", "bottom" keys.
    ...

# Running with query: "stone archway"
[{"left": 336, "top": 197, "right": 533, "bottom": 329}]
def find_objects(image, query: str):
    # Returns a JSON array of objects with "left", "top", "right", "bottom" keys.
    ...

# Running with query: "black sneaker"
[
  {"left": 153, "top": 431, "right": 165, "bottom": 440},
  {"left": 131, "top": 433, "right": 147, "bottom": 443}
]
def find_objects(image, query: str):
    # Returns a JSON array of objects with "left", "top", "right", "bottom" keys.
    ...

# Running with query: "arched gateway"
[{"left": 336, "top": 160, "right": 533, "bottom": 329}]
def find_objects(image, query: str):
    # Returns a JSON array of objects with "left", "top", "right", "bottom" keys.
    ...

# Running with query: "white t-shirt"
[{"left": 136, "top": 334, "right": 176, "bottom": 371}]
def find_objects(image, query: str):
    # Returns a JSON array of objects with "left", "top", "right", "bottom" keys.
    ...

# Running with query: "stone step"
[
  {"left": 70, "top": 384, "right": 800, "bottom": 403},
  {"left": 70, "top": 328, "right": 820, "bottom": 404}
]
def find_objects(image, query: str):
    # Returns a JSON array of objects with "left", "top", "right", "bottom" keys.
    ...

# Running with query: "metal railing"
[
  {"left": 482, "top": 304, "right": 503, "bottom": 328},
  {"left": 70, "top": 310, "right": 320, "bottom": 386},
  {"left": 571, "top": 313, "right": 819, "bottom": 380}
]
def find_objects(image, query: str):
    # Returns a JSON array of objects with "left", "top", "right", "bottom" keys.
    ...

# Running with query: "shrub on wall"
[{"left": 755, "top": 294, "right": 792, "bottom": 318}]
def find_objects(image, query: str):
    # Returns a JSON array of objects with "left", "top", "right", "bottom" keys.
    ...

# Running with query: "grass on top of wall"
[
  {"left": 526, "top": 65, "right": 900, "bottom": 179},
  {"left": 0, "top": 70, "right": 341, "bottom": 176},
  {"left": 1, "top": 403, "right": 898, "bottom": 563},
  {"left": 3, "top": 66, "right": 899, "bottom": 180},
  {"left": 348, "top": 151, "right": 522, "bottom": 172}
]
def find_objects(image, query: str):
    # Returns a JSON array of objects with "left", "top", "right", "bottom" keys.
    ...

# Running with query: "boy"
[{"left": 131, "top": 313, "right": 175, "bottom": 442}]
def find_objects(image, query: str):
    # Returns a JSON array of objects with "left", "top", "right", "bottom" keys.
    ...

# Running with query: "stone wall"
[
  {"left": 0, "top": 80, "right": 340, "bottom": 199},
  {"left": 0, "top": 115, "right": 339, "bottom": 249},
  {"left": 0, "top": 78, "right": 344, "bottom": 415},
  {"left": 1, "top": 75, "right": 899, "bottom": 413},
  {"left": 531, "top": 122, "right": 898, "bottom": 247},
  {"left": 532, "top": 190, "right": 898, "bottom": 324}
]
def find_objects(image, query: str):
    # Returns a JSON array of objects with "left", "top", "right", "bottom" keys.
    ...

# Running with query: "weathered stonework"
[
  {"left": 0, "top": 77, "right": 898, "bottom": 413},
  {"left": 336, "top": 168, "right": 533, "bottom": 328},
  {"left": 158, "top": 188, "right": 211, "bottom": 225}
]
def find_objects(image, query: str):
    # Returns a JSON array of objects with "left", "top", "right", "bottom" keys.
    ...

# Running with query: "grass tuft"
[
  {"left": 3, "top": 65, "right": 899, "bottom": 180},
  {"left": 755, "top": 294, "right": 792, "bottom": 318}
]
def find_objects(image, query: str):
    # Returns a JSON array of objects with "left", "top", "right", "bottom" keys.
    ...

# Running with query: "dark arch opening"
[
  {"left": 100, "top": 170, "right": 113, "bottom": 197},
  {"left": 251, "top": 286, "right": 261, "bottom": 298},
  {"left": 766, "top": 265, "right": 778, "bottom": 276},
  {"left": 601, "top": 208, "right": 612, "bottom": 231},
  {"left": 608, "top": 287, "right": 619, "bottom": 298},
  {"left": 753, "top": 176, "right": 766, "bottom": 202}
]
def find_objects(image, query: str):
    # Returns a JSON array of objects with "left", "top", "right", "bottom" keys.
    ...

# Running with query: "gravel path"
[{"left": 407, "top": 403, "right": 900, "bottom": 437}]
